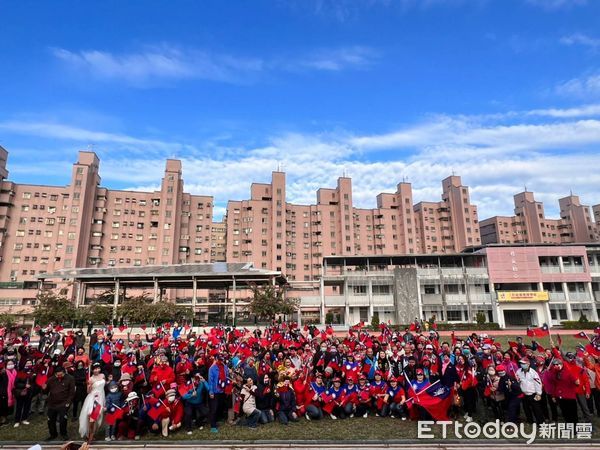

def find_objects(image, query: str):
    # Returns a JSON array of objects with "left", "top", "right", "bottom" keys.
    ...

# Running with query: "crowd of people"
[{"left": 0, "top": 320, "right": 599, "bottom": 443}]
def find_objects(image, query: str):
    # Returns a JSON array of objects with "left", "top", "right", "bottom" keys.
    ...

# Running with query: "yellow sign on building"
[{"left": 497, "top": 291, "right": 549, "bottom": 302}]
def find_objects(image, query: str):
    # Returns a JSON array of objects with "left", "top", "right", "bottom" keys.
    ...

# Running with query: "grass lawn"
[{"left": 1, "top": 403, "right": 599, "bottom": 444}]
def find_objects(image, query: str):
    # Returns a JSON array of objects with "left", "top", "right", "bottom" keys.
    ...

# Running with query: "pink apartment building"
[
  {"left": 0, "top": 148, "right": 214, "bottom": 317},
  {"left": 225, "top": 173, "right": 480, "bottom": 300},
  {"left": 480, "top": 190, "right": 599, "bottom": 245}
]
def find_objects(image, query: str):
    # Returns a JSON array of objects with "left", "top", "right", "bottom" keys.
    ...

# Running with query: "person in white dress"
[{"left": 79, "top": 362, "right": 106, "bottom": 442}]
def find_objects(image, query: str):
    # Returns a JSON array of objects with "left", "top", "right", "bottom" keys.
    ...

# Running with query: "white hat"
[{"left": 126, "top": 391, "right": 139, "bottom": 402}]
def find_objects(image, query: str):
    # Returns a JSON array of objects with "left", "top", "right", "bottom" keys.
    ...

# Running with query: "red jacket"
[
  {"left": 550, "top": 367, "right": 577, "bottom": 400},
  {"left": 564, "top": 361, "right": 591, "bottom": 396}
]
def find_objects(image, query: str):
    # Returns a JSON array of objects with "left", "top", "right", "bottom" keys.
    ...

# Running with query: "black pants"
[
  {"left": 461, "top": 388, "right": 477, "bottom": 415},
  {"left": 522, "top": 394, "right": 545, "bottom": 424},
  {"left": 558, "top": 398, "right": 578, "bottom": 424},
  {"left": 15, "top": 396, "right": 32, "bottom": 423},
  {"left": 47, "top": 405, "right": 68, "bottom": 438},
  {"left": 505, "top": 396, "right": 521, "bottom": 423},
  {"left": 184, "top": 403, "right": 208, "bottom": 430},
  {"left": 208, "top": 393, "right": 225, "bottom": 429}
]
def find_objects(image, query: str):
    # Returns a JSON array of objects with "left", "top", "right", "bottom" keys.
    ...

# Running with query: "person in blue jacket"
[
  {"left": 207, "top": 354, "right": 230, "bottom": 433},
  {"left": 182, "top": 374, "right": 209, "bottom": 435}
]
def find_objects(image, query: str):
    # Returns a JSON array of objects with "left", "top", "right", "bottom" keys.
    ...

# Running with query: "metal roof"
[{"left": 37, "top": 262, "right": 283, "bottom": 281}]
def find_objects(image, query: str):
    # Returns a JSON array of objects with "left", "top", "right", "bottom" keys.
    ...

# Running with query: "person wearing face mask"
[
  {"left": 496, "top": 364, "right": 521, "bottom": 423},
  {"left": 165, "top": 389, "right": 184, "bottom": 435},
  {"left": 515, "top": 357, "right": 544, "bottom": 424},
  {"left": 548, "top": 359, "right": 578, "bottom": 423},
  {"left": 13, "top": 360, "right": 34, "bottom": 427},
  {"left": 72, "top": 361, "right": 88, "bottom": 421},
  {"left": 104, "top": 381, "right": 123, "bottom": 441},
  {"left": 74, "top": 347, "right": 90, "bottom": 369},
  {"left": 440, "top": 353, "right": 459, "bottom": 389},
  {"left": 44, "top": 366, "right": 75, "bottom": 441},
  {"left": 256, "top": 374, "right": 275, "bottom": 424},
  {"left": 485, "top": 366, "right": 505, "bottom": 421},
  {"left": 240, "top": 377, "right": 261, "bottom": 429},
  {"left": 0, "top": 360, "right": 17, "bottom": 426}
]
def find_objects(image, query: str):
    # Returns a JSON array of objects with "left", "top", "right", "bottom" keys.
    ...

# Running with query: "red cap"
[{"left": 496, "top": 364, "right": 506, "bottom": 372}]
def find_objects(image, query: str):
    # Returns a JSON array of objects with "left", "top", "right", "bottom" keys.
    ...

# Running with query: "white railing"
[
  {"left": 417, "top": 268, "right": 440, "bottom": 277},
  {"left": 373, "top": 295, "right": 394, "bottom": 306},
  {"left": 466, "top": 267, "right": 488, "bottom": 276},
  {"left": 324, "top": 295, "right": 346, "bottom": 306},
  {"left": 300, "top": 296, "right": 321, "bottom": 306},
  {"left": 441, "top": 268, "right": 464, "bottom": 276},
  {"left": 540, "top": 266, "right": 561, "bottom": 274},
  {"left": 445, "top": 294, "right": 467, "bottom": 302},
  {"left": 549, "top": 292, "right": 566, "bottom": 301},
  {"left": 421, "top": 294, "right": 443, "bottom": 305},
  {"left": 562, "top": 266, "right": 585, "bottom": 273},
  {"left": 589, "top": 264, "right": 600, "bottom": 274},
  {"left": 568, "top": 292, "right": 591, "bottom": 301}
]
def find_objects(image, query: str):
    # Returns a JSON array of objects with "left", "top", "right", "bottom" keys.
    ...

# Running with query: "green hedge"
[
  {"left": 560, "top": 320, "right": 600, "bottom": 330},
  {"left": 385, "top": 322, "right": 501, "bottom": 331}
]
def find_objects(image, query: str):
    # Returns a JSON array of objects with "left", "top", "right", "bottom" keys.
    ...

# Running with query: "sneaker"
[
  {"left": 390, "top": 415, "right": 395, "bottom": 419},
  {"left": 134, "top": 435, "right": 140, "bottom": 440},
  {"left": 198, "top": 426, "right": 204, "bottom": 431},
  {"left": 187, "top": 431, "right": 193, "bottom": 435},
  {"left": 330, "top": 414, "right": 337, "bottom": 420},
  {"left": 363, "top": 412, "right": 368, "bottom": 418},
  {"left": 401, "top": 417, "right": 407, "bottom": 421},
  {"left": 105, "top": 437, "right": 111, "bottom": 441},
  {"left": 305, "top": 413, "right": 311, "bottom": 421},
  {"left": 61, "top": 435, "right": 69, "bottom": 441},
  {"left": 13, "top": 423, "right": 19, "bottom": 428},
  {"left": 22, "top": 420, "right": 30, "bottom": 425},
  {"left": 350, "top": 413, "right": 354, "bottom": 418},
  {"left": 210, "top": 427, "right": 219, "bottom": 433},
  {"left": 111, "top": 435, "right": 116, "bottom": 441},
  {"left": 376, "top": 413, "right": 380, "bottom": 417},
  {"left": 465, "top": 415, "right": 473, "bottom": 423}
]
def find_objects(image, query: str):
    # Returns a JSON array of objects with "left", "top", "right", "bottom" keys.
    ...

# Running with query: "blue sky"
[{"left": 1, "top": 0, "right": 600, "bottom": 220}]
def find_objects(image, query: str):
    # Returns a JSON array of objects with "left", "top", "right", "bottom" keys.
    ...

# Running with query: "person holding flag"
[
  {"left": 382, "top": 377, "right": 407, "bottom": 419},
  {"left": 78, "top": 362, "right": 105, "bottom": 442},
  {"left": 104, "top": 381, "right": 124, "bottom": 441}
]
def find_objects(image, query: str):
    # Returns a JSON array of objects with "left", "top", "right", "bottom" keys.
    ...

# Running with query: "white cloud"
[
  {"left": 556, "top": 73, "right": 600, "bottom": 98},
  {"left": 51, "top": 44, "right": 378, "bottom": 86},
  {"left": 560, "top": 32, "right": 600, "bottom": 49},
  {"left": 296, "top": 46, "right": 378, "bottom": 71},
  {"left": 525, "top": 0, "right": 587, "bottom": 10},
  {"left": 4, "top": 105, "right": 600, "bottom": 222}
]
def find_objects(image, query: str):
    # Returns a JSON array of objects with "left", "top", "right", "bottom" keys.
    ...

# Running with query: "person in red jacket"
[
  {"left": 562, "top": 352, "right": 593, "bottom": 421},
  {"left": 548, "top": 359, "right": 578, "bottom": 423},
  {"left": 150, "top": 356, "right": 175, "bottom": 388},
  {"left": 165, "top": 389, "right": 184, "bottom": 434}
]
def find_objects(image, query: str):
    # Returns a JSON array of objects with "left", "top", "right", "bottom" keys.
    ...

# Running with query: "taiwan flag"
[
  {"left": 574, "top": 331, "right": 589, "bottom": 340},
  {"left": 89, "top": 399, "right": 102, "bottom": 422},
  {"left": 526, "top": 323, "right": 549, "bottom": 337},
  {"left": 412, "top": 383, "right": 454, "bottom": 421},
  {"left": 101, "top": 345, "right": 113, "bottom": 364},
  {"left": 35, "top": 368, "right": 49, "bottom": 387},
  {"left": 105, "top": 405, "right": 125, "bottom": 425}
]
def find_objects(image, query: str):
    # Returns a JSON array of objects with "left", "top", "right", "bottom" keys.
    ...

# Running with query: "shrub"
[{"left": 560, "top": 320, "right": 599, "bottom": 330}]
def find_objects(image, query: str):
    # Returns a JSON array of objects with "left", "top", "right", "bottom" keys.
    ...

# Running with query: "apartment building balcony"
[
  {"left": 347, "top": 295, "right": 370, "bottom": 306},
  {"left": 589, "top": 264, "right": 600, "bottom": 275},
  {"left": 417, "top": 268, "right": 440, "bottom": 278},
  {"left": 569, "top": 291, "right": 591, "bottom": 301},
  {"left": 445, "top": 293, "right": 467, "bottom": 302},
  {"left": 465, "top": 267, "right": 488, "bottom": 276},
  {"left": 0, "top": 215, "right": 10, "bottom": 231},
  {"left": 549, "top": 292, "right": 566, "bottom": 301},
  {"left": 373, "top": 294, "right": 394, "bottom": 306},
  {"left": 540, "top": 265, "right": 561, "bottom": 274},
  {"left": 562, "top": 266, "right": 585, "bottom": 273},
  {"left": 594, "top": 291, "right": 600, "bottom": 301},
  {"left": 324, "top": 295, "right": 346, "bottom": 306},
  {"left": 421, "top": 293, "right": 443, "bottom": 305},
  {"left": 300, "top": 296, "right": 321, "bottom": 306},
  {"left": 441, "top": 268, "right": 464, "bottom": 277},
  {"left": 469, "top": 292, "right": 492, "bottom": 302}
]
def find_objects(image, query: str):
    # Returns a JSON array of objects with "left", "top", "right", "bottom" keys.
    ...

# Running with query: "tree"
[
  {"left": 371, "top": 312, "right": 380, "bottom": 329},
  {"left": 475, "top": 311, "right": 487, "bottom": 325},
  {"left": 0, "top": 313, "right": 16, "bottom": 329},
  {"left": 117, "top": 293, "right": 192, "bottom": 325},
  {"left": 34, "top": 289, "right": 76, "bottom": 326},
  {"left": 80, "top": 303, "right": 114, "bottom": 325},
  {"left": 248, "top": 284, "right": 299, "bottom": 321}
]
